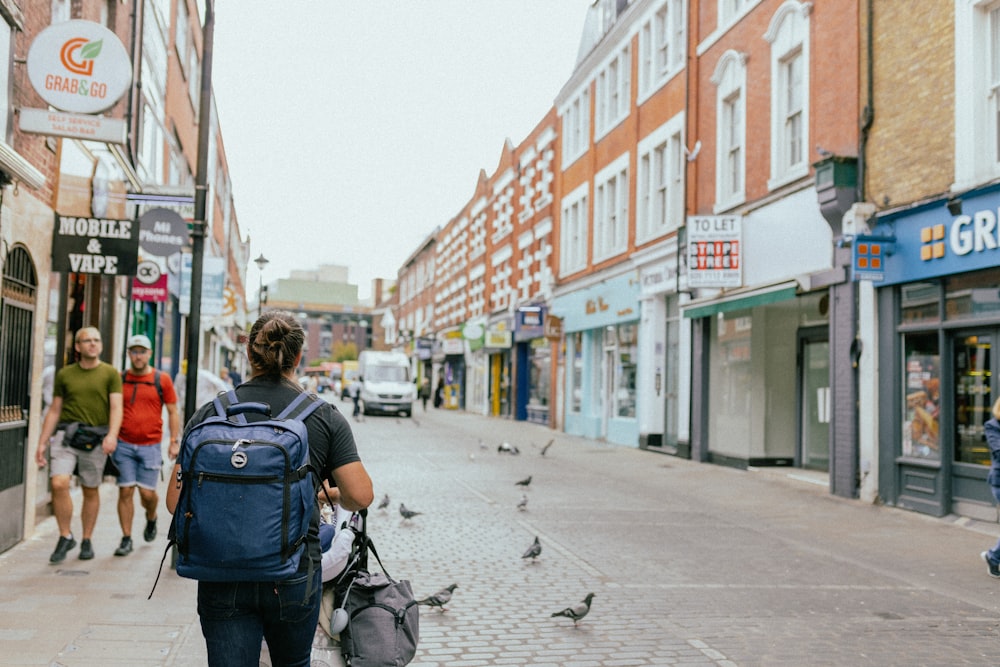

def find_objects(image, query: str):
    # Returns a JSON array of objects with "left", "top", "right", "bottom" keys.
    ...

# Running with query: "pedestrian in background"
[
  {"left": 35, "top": 327, "right": 123, "bottom": 563},
  {"left": 350, "top": 375, "right": 363, "bottom": 418},
  {"left": 112, "top": 334, "right": 180, "bottom": 557},
  {"left": 166, "top": 311, "right": 373, "bottom": 666},
  {"left": 982, "top": 396, "right": 1000, "bottom": 578},
  {"left": 419, "top": 377, "right": 431, "bottom": 411}
]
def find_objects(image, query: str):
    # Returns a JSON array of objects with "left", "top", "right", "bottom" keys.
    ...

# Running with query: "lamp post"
[{"left": 254, "top": 253, "right": 269, "bottom": 321}]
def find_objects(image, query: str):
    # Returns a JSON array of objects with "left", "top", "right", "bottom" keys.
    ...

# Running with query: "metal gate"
[{"left": 0, "top": 245, "right": 36, "bottom": 553}]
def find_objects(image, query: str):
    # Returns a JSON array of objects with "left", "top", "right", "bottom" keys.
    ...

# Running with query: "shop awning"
[{"left": 682, "top": 283, "right": 798, "bottom": 319}]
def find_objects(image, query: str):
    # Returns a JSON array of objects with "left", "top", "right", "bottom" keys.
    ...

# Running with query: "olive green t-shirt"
[{"left": 54, "top": 362, "right": 122, "bottom": 426}]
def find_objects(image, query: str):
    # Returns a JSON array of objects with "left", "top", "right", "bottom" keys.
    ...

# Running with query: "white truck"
[{"left": 357, "top": 351, "right": 416, "bottom": 417}]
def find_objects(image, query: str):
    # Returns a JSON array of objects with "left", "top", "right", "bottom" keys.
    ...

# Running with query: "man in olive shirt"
[{"left": 36, "top": 327, "right": 123, "bottom": 563}]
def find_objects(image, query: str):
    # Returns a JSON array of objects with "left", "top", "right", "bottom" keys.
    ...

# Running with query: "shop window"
[
  {"left": 614, "top": 324, "right": 637, "bottom": 418},
  {"left": 902, "top": 333, "right": 940, "bottom": 460},
  {"left": 570, "top": 331, "right": 583, "bottom": 413},
  {"left": 528, "top": 340, "right": 550, "bottom": 410},
  {"left": 945, "top": 267, "right": 1000, "bottom": 321},
  {"left": 900, "top": 282, "right": 940, "bottom": 325}
]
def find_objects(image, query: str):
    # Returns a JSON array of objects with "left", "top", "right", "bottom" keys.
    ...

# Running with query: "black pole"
[{"left": 184, "top": 0, "right": 215, "bottom": 424}]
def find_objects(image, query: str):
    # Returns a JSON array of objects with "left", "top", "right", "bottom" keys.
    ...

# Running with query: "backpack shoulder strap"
[
  {"left": 277, "top": 391, "right": 322, "bottom": 422},
  {"left": 121, "top": 369, "right": 165, "bottom": 404},
  {"left": 213, "top": 389, "right": 246, "bottom": 422},
  {"left": 152, "top": 370, "right": 164, "bottom": 403}
]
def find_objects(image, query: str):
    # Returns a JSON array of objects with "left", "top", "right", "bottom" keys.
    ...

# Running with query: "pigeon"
[
  {"left": 521, "top": 535, "right": 541, "bottom": 561},
  {"left": 498, "top": 441, "right": 520, "bottom": 455},
  {"left": 515, "top": 475, "right": 532, "bottom": 487},
  {"left": 540, "top": 438, "right": 554, "bottom": 456},
  {"left": 417, "top": 583, "right": 458, "bottom": 612},
  {"left": 377, "top": 493, "right": 390, "bottom": 511},
  {"left": 517, "top": 493, "right": 529, "bottom": 511},
  {"left": 399, "top": 503, "right": 422, "bottom": 521},
  {"left": 551, "top": 593, "right": 595, "bottom": 626}
]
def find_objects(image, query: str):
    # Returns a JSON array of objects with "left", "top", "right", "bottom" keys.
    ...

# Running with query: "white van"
[{"left": 357, "top": 351, "right": 416, "bottom": 416}]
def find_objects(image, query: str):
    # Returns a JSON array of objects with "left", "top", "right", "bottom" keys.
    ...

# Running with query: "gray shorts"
[{"left": 49, "top": 430, "right": 107, "bottom": 488}]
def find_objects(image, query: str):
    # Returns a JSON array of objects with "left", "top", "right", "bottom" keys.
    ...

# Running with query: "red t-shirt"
[{"left": 120, "top": 370, "right": 178, "bottom": 445}]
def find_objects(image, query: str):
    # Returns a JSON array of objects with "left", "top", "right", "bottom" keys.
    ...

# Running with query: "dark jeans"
[{"left": 197, "top": 571, "right": 321, "bottom": 667}]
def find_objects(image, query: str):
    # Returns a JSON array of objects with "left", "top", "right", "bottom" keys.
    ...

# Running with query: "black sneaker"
[
  {"left": 143, "top": 518, "right": 157, "bottom": 542},
  {"left": 49, "top": 535, "right": 76, "bottom": 563},
  {"left": 79, "top": 538, "right": 94, "bottom": 560},
  {"left": 114, "top": 536, "right": 133, "bottom": 557},
  {"left": 982, "top": 551, "right": 1000, "bottom": 578}
]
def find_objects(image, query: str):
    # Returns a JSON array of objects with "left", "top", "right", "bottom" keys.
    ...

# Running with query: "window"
[
  {"left": 570, "top": 332, "right": 584, "bottom": 414},
  {"left": 561, "top": 89, "right": 590, "bottom": 167},
  {"left": 638, "top": 0, "right": 685, "bottom": 100},
  {"left": 902, "top": 333, "right": 940, "bottom": 461},
  {"left": 595, "top": 45, "right": 630, "bottom": 138},
  {"left": 765, "top": 2, "right": 810, "bottom": 188},
  {"left": 720, "top": 0, "right": 754, "bottom": 26},
  {"left": 957, "top": 2, "right": 1000, "bottom": 183},
  {"left": 613, "top": 324, "right": 638, "bottom": 419},
  {"left": 712, "top": 50, "right": 747, "bottom": 209},
  {"left": 559, "top": 184, "right": 589, "bottom": 276},
  {"left": 594, "top": 156, "right": 629, "bottom": 261},
  {"left": 637, "top": 115, "right": 684, "bottom": 243}
]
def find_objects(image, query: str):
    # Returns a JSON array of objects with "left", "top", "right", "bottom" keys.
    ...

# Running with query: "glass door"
[
  {"left": 799, "top": 329, "right": 830, "bottom": 470},
  {"left": 951, "top": 330, "right": 997, "bottom": 511},
  {"left": 954, "top": 333, "right": 992, "bottom": 466}
]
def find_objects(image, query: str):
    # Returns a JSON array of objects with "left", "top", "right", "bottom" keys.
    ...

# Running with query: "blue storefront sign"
[
  {"left": 873, "top": 183, "right": 1000, "bottom": 286},
  {"left": 551, "top": 272, "right": 641, "bottom": 331}
]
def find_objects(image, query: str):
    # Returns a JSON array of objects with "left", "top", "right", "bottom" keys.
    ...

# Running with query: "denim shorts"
[
  {"left": 197, "top": 571, "right": 321, "bottom": 667},
  {"left": 113, "top": 441, "right": 162, "bottom": 489}
]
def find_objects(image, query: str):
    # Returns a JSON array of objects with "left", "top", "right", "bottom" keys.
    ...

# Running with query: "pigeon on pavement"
[
  {"left": 399, "top": 503, "right": 422, "bottom": 521},
  {"left": 517, "top": 493, "right": 529, "bottom": 511},
  {"left": 377, "top": 493, "right": 390, "bottom": 510},
  {"left": 498, "top": 441, "right": 520, "bottom": 455},
  {"left": 515, "top": 475, "right": 532, "bottom": 487},
  {"left": 417, "top": 583, "right": 458, "bottom": 612},
  {"left": 521, "top": 536, "right": 541, "bottom": 561},
  {"left": 551, "top": 593, "right": 595, "bottom": 626},
  {"left": 540, "top": 438, "right": 555, "bottom": 456}
]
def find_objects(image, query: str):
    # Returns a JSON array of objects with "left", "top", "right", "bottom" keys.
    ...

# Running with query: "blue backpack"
[{"left": 169, "top": 389, "right": 322, "bottom": 582}]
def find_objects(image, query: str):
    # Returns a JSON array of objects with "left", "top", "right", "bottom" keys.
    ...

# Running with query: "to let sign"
[
  {"left": 51, "top": 214, "right": 139, "bottom": 275},
  {"left": 686, "top": 215, "right": 742, "bottom": 288}
]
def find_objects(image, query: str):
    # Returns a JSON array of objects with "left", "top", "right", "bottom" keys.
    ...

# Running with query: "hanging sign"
[
  {"left": 26, "top": 20, "right": 132, "bottom": 114},
  {"left": 51, "top": 214, "right": 139, "bottom": 275}
]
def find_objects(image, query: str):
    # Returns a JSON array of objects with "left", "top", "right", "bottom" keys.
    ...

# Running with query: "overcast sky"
[{"left": 210, "top": 1, "right": 590, "bottom": 301}]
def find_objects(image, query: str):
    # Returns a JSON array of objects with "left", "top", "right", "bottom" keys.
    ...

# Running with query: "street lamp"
[{"left": 254, "top": 253, "right": 269, "bottom": 320}]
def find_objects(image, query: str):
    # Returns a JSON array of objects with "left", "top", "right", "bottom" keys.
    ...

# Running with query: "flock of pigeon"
[{"left": 374, "top": 437, "right": 595, "bottom": 626}]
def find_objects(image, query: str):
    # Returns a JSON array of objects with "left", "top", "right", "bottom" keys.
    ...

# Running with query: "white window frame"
[
  {"left": 593, "top": 154, "right": 630, "bottom": 262},
  {"left": 638, "top": 0, "right": 686, "bottom": 103},
  {"left": 712, "top": 50, "right": 747, "bottom": 211},
  {"left": 765, "top": 1, "right": 811, "bottom": 190},
  {"left": 561, "top": 88, "right": 590, "bottom": 168},
  {"left": 955, "top": 0, "right": 1000, "bottom": 188},
  {"left": 559, "top": 183, "right": 589, "bottom": 277},
  {"left": 595, "top": 44, "right": 631, "bottom": 140},
  {"left": 637, "top": 114, "right": 685, "bottom": 244}
]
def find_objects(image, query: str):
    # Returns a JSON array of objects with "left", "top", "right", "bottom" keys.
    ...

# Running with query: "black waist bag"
[{"left": 65, "top": 423, "right": 109, "bottom": 451}]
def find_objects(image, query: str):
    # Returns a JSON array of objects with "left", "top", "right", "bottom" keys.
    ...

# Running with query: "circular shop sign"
[
  {"left": 138, "top": 208, "right": 188, "bottom": 257},
  {"left": 26, "top": 20, "right": 132, "bottom": 114}
]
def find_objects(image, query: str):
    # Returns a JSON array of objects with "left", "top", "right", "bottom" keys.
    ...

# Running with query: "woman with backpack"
[{"left": 166, "top": 310, "right": 374, "bottom": 667}]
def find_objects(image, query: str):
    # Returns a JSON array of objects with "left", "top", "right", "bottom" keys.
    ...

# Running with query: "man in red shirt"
[{"left": 112, "top": 334, "right": 180, "bottom": 556}]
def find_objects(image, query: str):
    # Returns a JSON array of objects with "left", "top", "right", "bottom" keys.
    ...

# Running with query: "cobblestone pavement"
[{"left": 3, "top": 397, "right": 1000, "bottom": 665}]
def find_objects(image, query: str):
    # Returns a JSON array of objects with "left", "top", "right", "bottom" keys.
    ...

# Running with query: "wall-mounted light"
[{"left": 946, "top": 196, "right": 963, "bottom": 216}]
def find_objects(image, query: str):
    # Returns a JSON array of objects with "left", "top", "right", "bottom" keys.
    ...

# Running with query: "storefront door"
[
  {"left": 798, "top": 328, "right": 830, "bottom": 470},
  {"left": 951, "top": 330, "right": 997, "bottom": 510}
]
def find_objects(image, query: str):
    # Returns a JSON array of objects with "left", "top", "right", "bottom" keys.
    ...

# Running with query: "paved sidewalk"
[{"left": 2, "top": 399, "right": 1000, "bottom": 665}]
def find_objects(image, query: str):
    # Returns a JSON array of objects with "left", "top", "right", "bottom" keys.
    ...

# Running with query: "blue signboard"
[{"left": 873, "top": 183, "right": 1000, "bottom": 286}]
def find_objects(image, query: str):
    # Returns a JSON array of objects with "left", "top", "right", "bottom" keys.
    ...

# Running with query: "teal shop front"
[{"left": 551, "top": 272, "right": 640, "bottom": 446}]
